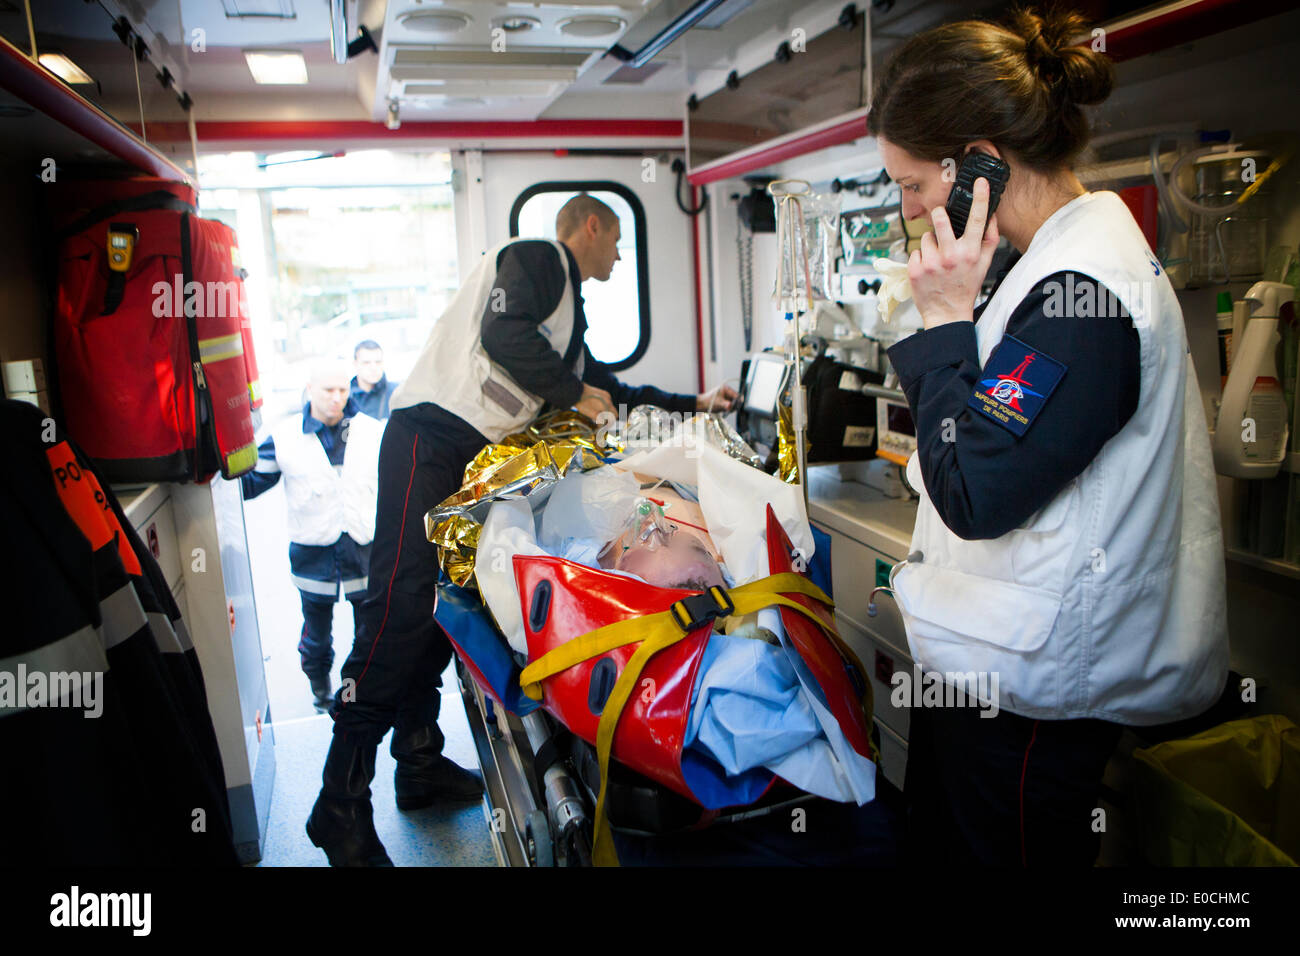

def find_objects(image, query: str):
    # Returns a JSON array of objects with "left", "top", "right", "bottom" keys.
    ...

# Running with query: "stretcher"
[
  {"left": 428, "top": 410, "right": 896, "bottom": 866},
  {"left": 438, "top": 510, "right": 899, "bottom": 866}
]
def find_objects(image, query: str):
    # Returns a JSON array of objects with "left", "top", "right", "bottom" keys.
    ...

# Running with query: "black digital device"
[
  {"left": 736, "top": 351, "right": 790, "bottom": 470},
  {"left": 944, "top": 151, "right": 1010, "bottom": 239},
  {"left": 742, "top": 353, "right": 787, "bottom": 417}
]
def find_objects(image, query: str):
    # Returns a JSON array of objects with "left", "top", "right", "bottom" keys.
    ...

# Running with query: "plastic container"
[
  {"left": 1216, "top": 290, "right": 1234, "bottom": 388},
  {"left": 1132, "top": 715, "right": 1298, "bottom": 866},
  {"left": 1185, "top": 150, "right": 1270, "bottom": 286}
]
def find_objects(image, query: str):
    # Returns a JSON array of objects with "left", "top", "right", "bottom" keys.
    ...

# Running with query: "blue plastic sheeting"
[
  {"left": 808, "top": 523, "right": 833, "bottom": 599},
  {"left": 683, "top": 607, "right": 877, "bottom": 807},
  {"left": 435, "top": 584, "right": 541, "bottom": 717}
]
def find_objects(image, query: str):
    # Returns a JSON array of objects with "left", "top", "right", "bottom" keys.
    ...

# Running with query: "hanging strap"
[
  {"left": 518, "top": 571, "right": 842, "bottom": 866},
  {"left": 57, "top": 190, "right": 196, "bottom": 242}
]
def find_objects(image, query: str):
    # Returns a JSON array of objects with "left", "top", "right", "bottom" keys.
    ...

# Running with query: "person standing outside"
[
  {"left": 306, "top": 193, "right": 737, "bottom": 866},
  {"left": 242, "top": 361, "right": 384, "bottom": 710},
  {"left": 349, "top": 339, "right": 398, "bottom": 420}
]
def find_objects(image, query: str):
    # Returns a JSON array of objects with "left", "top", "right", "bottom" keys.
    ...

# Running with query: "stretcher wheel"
[{"left": 525, "top": 809, "right": 554, "bottom": 867}]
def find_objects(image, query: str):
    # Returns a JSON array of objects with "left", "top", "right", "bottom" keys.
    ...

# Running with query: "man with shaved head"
[
  {"left": 306, "top": 190, "right": 738, "bottom": 866},
  {"left": 241, "top": 359, "right": 386, "bottom": 711}
]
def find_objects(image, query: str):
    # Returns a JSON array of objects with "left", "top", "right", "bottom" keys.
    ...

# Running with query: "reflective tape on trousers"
[
  {"left": 100, "top": 582, "right": 149, "bottom": 651},
  {"left": 0, "top": 626, "right": 109, "bottom": 718}
]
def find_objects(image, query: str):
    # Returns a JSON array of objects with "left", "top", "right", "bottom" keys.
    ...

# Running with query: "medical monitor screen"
[
  {"left": 745, "top": 357, "right": 786, "bottom": 418},
  {"left": 886, "top": 402, "right": 915, "bottom": 437}
]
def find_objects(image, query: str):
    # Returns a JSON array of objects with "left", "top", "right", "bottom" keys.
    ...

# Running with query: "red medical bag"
[{"left": 53, "top": 178, "right": 260, "bottom": 483}]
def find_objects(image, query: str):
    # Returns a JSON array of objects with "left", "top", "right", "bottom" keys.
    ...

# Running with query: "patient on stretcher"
[
  {"left": 474, "top": 443, "right": 877, "bottom": 808},
  {"left": 598, "top": 491, "right": 724, "bottom": 590}
]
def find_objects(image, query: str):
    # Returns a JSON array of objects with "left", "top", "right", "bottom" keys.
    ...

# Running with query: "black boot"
[
  {"left": 306, "top": 734, "right": 394, "bottom": 866},
  {"left": 308, "top": 672, "right": 332, "bottom": 710},
  {"left": 391, "top": 690, "right": 483, "bottom": 810}
]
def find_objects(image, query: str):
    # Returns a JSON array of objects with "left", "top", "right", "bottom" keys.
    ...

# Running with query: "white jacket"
[
  {"left": 390, "top": 238, "right": 582, "bottom": 443},
  {"left": 267, "top": 411, "right": 384, "bottom": 546},
  {"left": 894, "top": 191, "right": 1228, "bottom": 725}
]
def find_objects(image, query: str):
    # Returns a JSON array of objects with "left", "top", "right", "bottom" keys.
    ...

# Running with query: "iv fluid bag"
[{"left": 773, "top": 189, "right": 841, "bottom": 313}]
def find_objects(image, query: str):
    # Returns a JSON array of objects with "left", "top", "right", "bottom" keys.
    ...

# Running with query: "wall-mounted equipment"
[
  {"left": 733, "top": 177, "right": 775, "bottom": 351},
  {"left": 876, "top": 395, "right": 916, "bottom": 468}
]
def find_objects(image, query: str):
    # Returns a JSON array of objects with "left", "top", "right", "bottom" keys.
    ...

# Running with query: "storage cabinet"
[
  {"left": 119, "top": 480, "right": 274, "bottom": 864},
  {"left": 807, "top": 464, "right": 917, "bottom": 788}
]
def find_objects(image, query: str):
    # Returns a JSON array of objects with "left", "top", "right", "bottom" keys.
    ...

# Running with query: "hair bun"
[
  {"left": 1011, "top": 7, "right": 1113, "bottom": 106},
  {"left": 1023, "top": 25, "right": 1061, "bottom": 71}
]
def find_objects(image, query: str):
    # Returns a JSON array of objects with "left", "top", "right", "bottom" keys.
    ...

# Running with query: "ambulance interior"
[{"left": 1, "top": 0, "right": 1298, "bottom": 869}]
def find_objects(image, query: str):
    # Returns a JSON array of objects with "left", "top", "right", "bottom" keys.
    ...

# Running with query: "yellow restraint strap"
[{"left": 518, "top": 572, "right": 853, "bottom": 867}]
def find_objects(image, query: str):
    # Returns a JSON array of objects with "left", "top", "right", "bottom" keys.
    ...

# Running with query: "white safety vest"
[
  {"left": 390, "top": 238, "right": 583, "bottom": 443},
  {"left": 269, "top": 412, "right": 384, "bottom": 547},
  {"left": 894, "top": 191, "right": 1228, "bottom": 725}
]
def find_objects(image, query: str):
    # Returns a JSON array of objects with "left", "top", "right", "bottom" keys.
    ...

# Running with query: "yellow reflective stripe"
[
  {"left": 0, "top": 626, "right": 107, "bottom": 718},
  {"left": 519, "top": 573, "right": 834, "bottom": 699},
  {"left": 224, "top": 442, "right": 258, "bottom": 476},
  {"left": 247, "top": 379, "right": 262, "bottom": 403},
  {"left": 590, "top": 614, "right": 692, "bottom": 866},
  {"left": 198, "top": 333, "right": 244, "bottom": 365}
]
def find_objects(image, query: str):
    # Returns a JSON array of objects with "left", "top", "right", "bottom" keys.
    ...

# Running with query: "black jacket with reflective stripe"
[{"left": 0, "top": 400, "right": 237, "bottom": 865}]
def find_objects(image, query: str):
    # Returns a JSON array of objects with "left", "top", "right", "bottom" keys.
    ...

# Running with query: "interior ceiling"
[{"left": 3, "top": 0, "right": 1173, "bottom": 129}]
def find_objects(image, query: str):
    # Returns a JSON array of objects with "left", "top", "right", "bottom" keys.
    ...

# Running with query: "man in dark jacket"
[{"left": 349, "top": 340, "right": 397, "bottom": 420}]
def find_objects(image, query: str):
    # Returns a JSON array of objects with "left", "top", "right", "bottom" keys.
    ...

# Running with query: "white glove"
[{"left": 874, "top": 256, "right": 912, "bottom": 324}]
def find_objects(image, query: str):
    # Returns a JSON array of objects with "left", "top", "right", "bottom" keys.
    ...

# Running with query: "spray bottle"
[
  {"left": 1216, "top": 291, "right": 1234, "bottom": 388},
  {"left": 1213, "top": 281, "right": 1294, "bottom": 478}
]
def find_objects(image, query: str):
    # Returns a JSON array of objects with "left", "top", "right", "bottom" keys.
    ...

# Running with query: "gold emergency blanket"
[
  {"left": 425, "top": 407, "right": 771, "bottom": 588},
  {"left": 425, "top": 411, "right": 610, "bottom": 588},
  {"left": 776, "top": 401, "right": 799, "bottom": 484}
]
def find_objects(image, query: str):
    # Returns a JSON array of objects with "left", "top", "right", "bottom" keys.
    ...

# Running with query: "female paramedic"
[{"left": 869, "top": 7, "right": 1229, "bottom": 866}]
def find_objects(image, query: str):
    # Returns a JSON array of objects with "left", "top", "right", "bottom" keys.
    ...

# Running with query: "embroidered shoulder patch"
[{"left": 968, "top": 335, "right": 1067, "bottom": 437}]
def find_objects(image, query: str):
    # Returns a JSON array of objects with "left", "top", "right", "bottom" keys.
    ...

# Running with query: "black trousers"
[
  {"left": 330, "top": 403, "right": 490, "bottom": 749},
  {"left": 298, "top": 591, "right": 365, "bottom": 680},
  {"left": 904, "top": 701, "right": 1122, "bottom": 866},
  {"left": 292, "top": 534, "right": 370, "bottom": 680}
]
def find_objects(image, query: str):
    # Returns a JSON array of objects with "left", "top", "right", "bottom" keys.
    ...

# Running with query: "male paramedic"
[
  {"left": 307, "top": 193, "right": 738, "bottom": 866},
  {"left": 349, "top": 339, "right": 398, "bottom": 420},
  {"left": 241, "top": 361, "right": 384, "bottom": 710}
]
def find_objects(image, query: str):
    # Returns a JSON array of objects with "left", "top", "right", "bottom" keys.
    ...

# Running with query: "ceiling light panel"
[
  {"left": 221, "top": 0, "right": 296, "bottom": 16},
  {"left": 39, "top": 53, "right": 94, "bottom": 84},
  {"left": 244, "top": 50, "right": 309, "bottom": 84}
]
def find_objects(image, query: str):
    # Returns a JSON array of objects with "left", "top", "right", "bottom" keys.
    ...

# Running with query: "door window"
[{"left": 509, "top": 182, "right": 650, "bottom": 370}]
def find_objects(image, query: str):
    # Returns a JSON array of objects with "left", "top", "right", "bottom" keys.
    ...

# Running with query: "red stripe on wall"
[{"left": 145, "top": 119, "right": 684, "bottom": 144}]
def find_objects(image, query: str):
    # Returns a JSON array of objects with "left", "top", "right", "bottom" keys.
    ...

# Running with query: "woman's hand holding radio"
[{"left": 908, "top": 177, "right": 1001, "bottom": 330}]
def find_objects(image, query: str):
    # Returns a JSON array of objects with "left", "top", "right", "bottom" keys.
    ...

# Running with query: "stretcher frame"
[{"left": 456, "top": 655, "right": 594, "bottom": 867}]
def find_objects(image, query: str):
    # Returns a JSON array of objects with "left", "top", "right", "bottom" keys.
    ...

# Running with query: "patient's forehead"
[{"left": 617, "top": 536, "right": 723, "bottom": 589}]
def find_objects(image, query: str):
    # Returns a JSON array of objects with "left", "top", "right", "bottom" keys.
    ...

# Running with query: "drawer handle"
[
  {"left": 874, "top": 649, "right": 895, "bottom": 686},
  {"left": 867, "top": 550, "right": 923, "bottom": 617}
]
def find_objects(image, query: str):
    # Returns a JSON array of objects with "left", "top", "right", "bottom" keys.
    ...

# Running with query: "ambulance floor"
[
  {"left": 255, "top": 696, "right": 495, "bottom": 867},
  {"left": 245, "top": 482, "right": 495, "bottom": 867}
]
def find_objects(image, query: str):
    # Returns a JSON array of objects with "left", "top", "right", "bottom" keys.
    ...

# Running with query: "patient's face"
[{"left": 615, "top": 527, "right": 724, "bottom": 591}]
